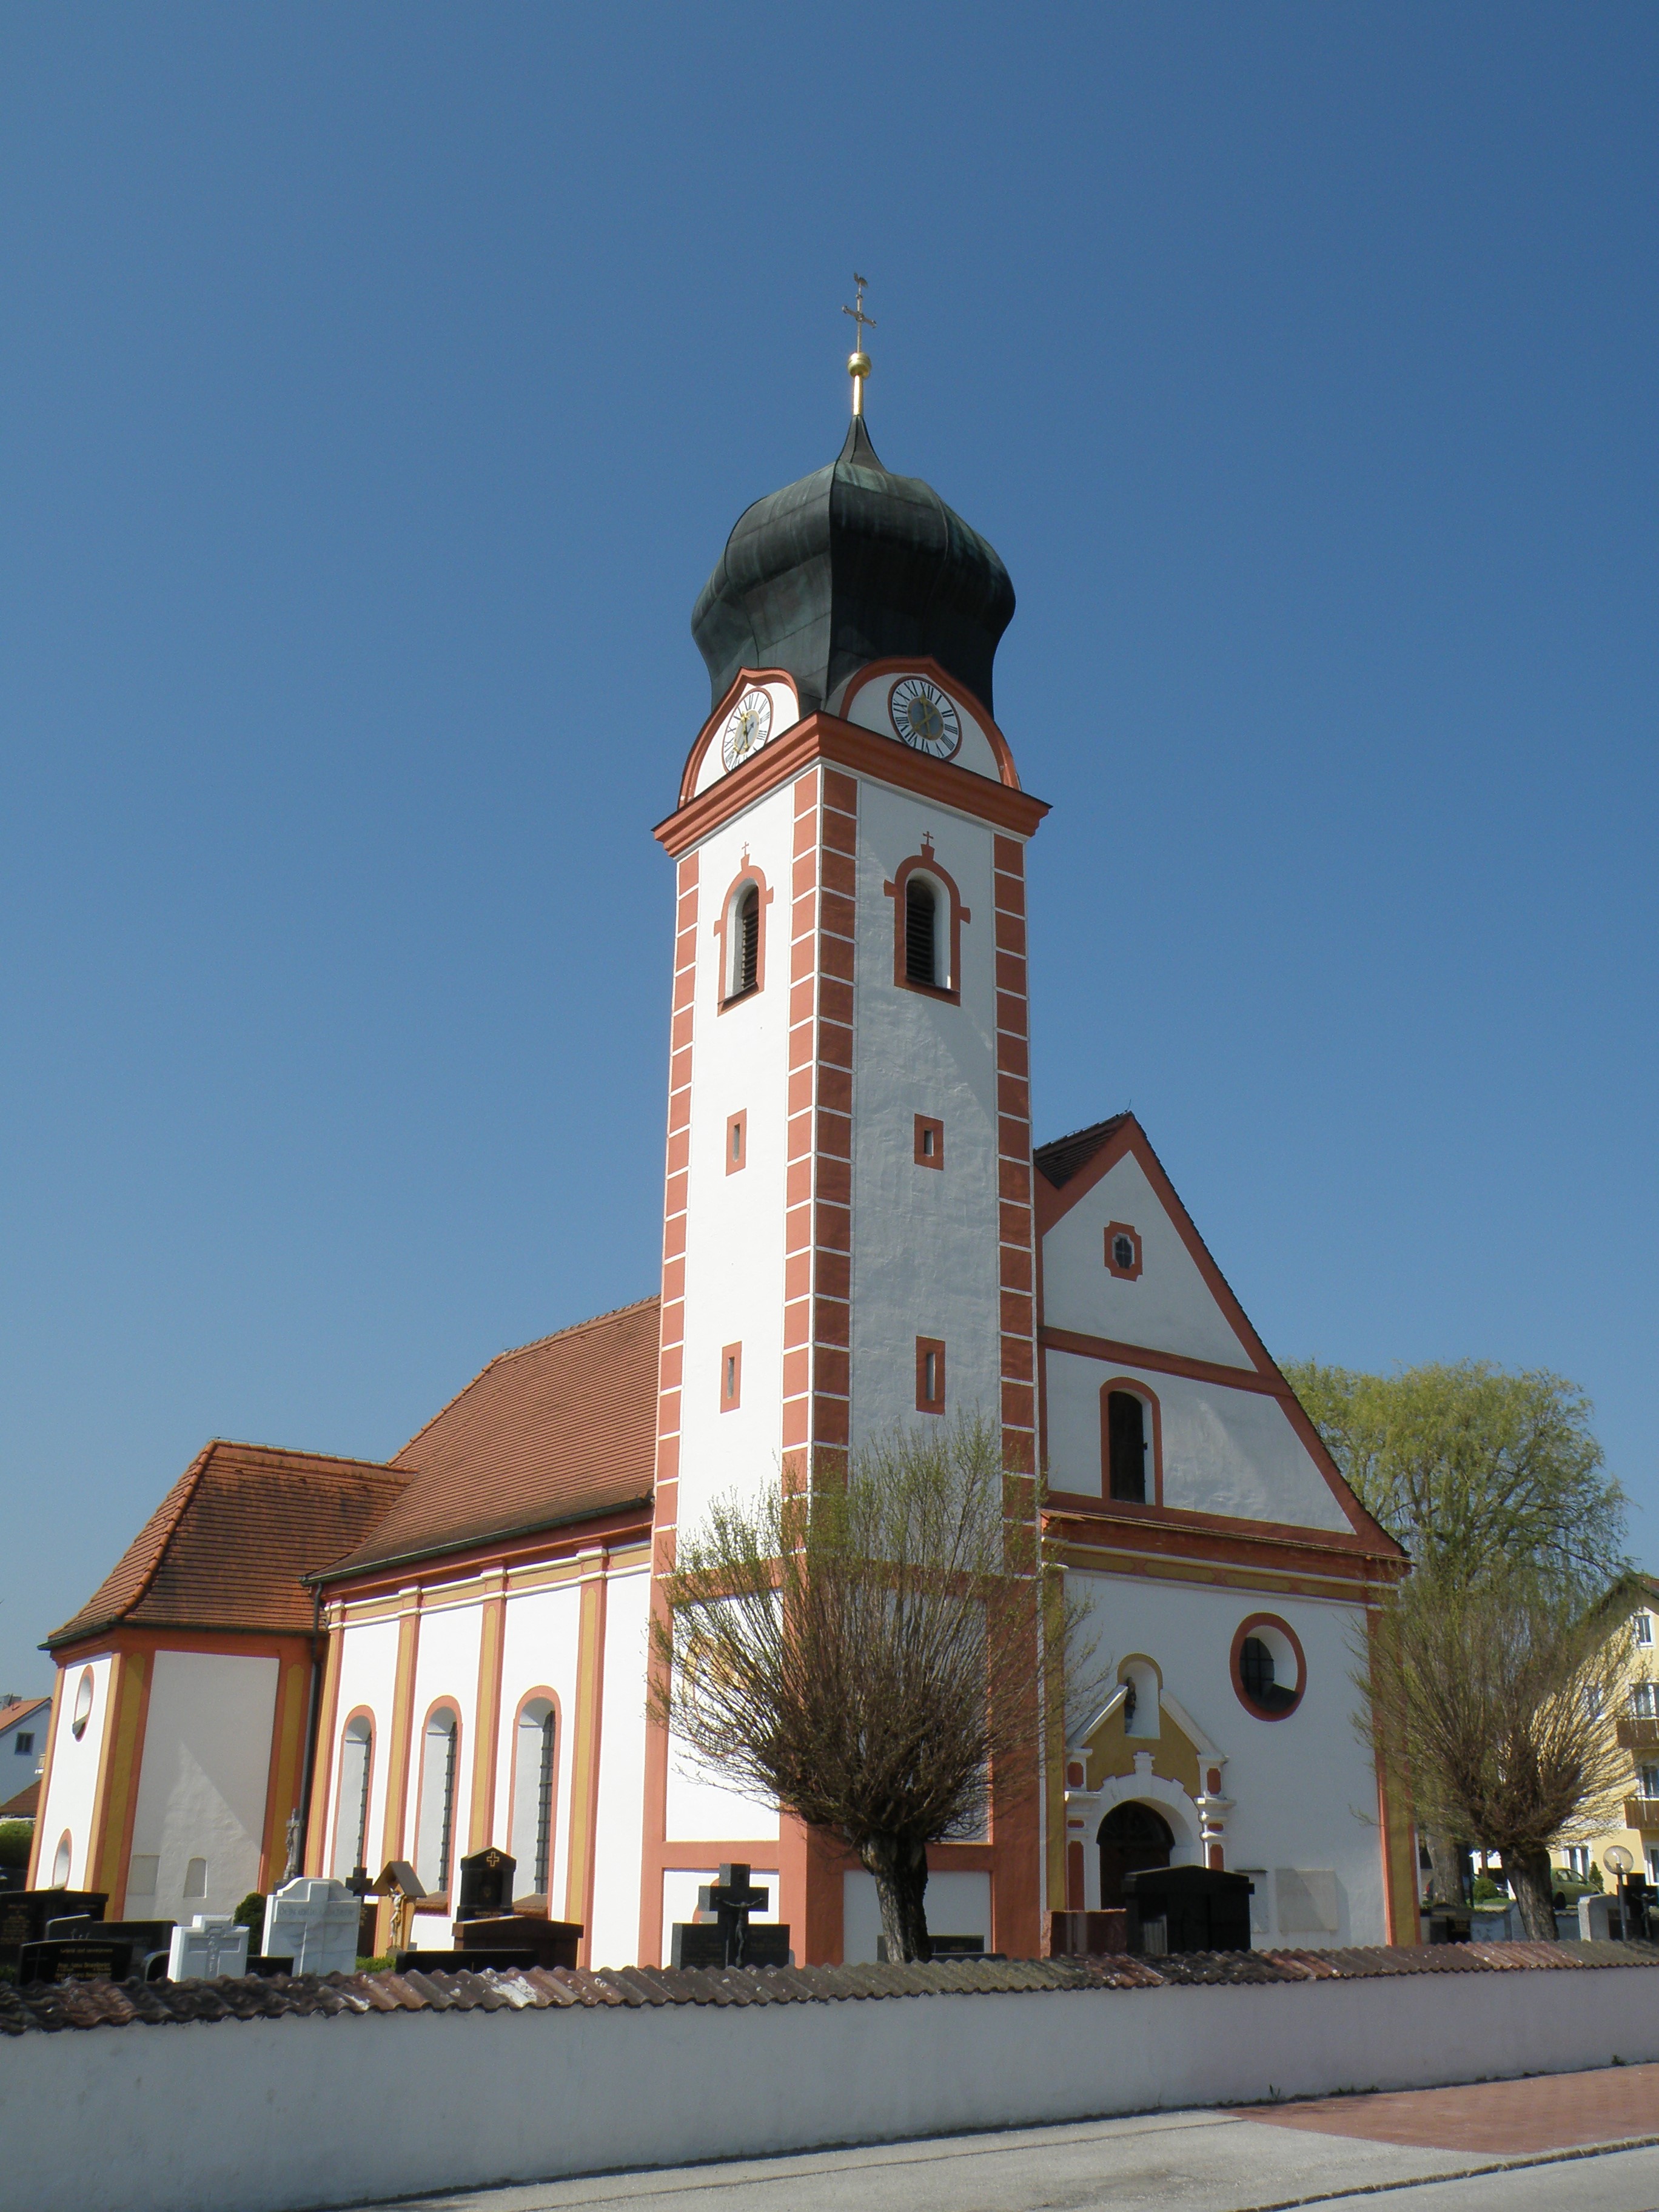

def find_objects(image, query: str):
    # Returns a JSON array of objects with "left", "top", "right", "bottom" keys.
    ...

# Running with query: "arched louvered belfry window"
[
  {"left": 736, "top": 883, "right": 760, "bottom": 994},
  {"left": 905, "top": 876, "right": 938, "bottom": 987}
]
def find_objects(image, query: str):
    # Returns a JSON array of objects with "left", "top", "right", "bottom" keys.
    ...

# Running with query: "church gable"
[{"left": 1036, "top": 1116, "right": 1387, "bottom": 1544}]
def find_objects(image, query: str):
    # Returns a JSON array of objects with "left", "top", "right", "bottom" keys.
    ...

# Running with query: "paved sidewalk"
[{"left": 381, "top": 2066, "right": 1659, "bottom": 2211}]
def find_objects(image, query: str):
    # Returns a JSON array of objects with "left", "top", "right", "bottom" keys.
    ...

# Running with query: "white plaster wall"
[
  {"left": 1068, "top": 1569, "right": 1384, "bottom": 1943},
  {"left": 1045, "top": 1349, "right": 1348, "bottom": 1530},
  {"left": 842, "top": 671, "right": 1002, "bottom": 783},
  {"left": 665, "top": 1743, "right": 779, "bottom": 1845},
  {"left": 493, "top": 1583, "right": 583, "bottom": 1908},
  {"left": 850, "top": 779, "right": 1004, "bottom": 1444},
  {"left": 586, "top": 1567, "right": 649, "bottom": 1968},
  {"left": 124, "top": 1653, "right": 277, "bottom": 1923},
  {"left": 677, "top": 782, "right": 796, "bottom": 1538},
  {"left": 402, "top": 1599, "right": 483, "bottom": 1884},
  {"left": 13, "top": 1964, "right": 1659, "bottom": 2212},
  {"left": 320, "top": 1615, "right": 400, "bottom": 1883},
  {"left": 690, "top": 678, "right": 800, "bottom": 796},
  {"left": 843, "top": 1868, "right": 991, "bottom": 1962},
  {"left": 34, "top": 1654, "right": 113, "bottom": 1891},
  {"left": 1041, "top": 1151, "right": 1256, "bottom": 1369}
]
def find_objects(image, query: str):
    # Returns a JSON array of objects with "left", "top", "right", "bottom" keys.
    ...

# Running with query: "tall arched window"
[
  {"left": 905, "top": 877, "right": 938, "bottom": 986},
  {"left": 735, "top": 884, "right": 760, "bottom": 994},
  {"left": 1107, "top": 1390, "right": 1148, "bottom": 1503},
  {"left": 333, "top": 1715, "right": 374, "bottom": 1879},
  {"left": 510, "top": 1697, "right": 557, "bottom": 1896},
  {"left": 415, "top": 1706, "right": 460, "bottom": 1895}
]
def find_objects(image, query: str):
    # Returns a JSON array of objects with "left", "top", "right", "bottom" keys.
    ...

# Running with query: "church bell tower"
[{"left": 639, "top": 326, "right": 1049, "bottom": 1966}]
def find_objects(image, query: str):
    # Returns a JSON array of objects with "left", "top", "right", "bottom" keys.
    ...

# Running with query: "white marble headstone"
[
  {"left": 167, "top": 1915, "right": 250, "bottom": 1980},
  {"left": 262, "top": 1875, "right": 361, "bottom": 1976}
]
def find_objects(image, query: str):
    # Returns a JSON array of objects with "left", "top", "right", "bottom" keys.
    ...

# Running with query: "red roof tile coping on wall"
[
  {"left": 45, "top": 1444, "right": 412, "bottom": 1649},
  {"left": 4, "top": 1943, "right": 1656, "bottom": 2034},
  {"left": 319, "top": 1297, "right": 661, "bottom": 1583}
]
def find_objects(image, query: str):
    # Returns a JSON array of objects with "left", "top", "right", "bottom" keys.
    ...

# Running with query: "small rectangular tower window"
[
  {"left": 916, "top": 1336, "right": 946, "bottom": 1415},
  {"left": 721, "top": 1342, "right": 742, "bottom": 1411},
  {"left": 914, "top": 1114, "right": 943, "bottom": 1168},
  {"left": 726, "top": 1110, "right": 747, "bottom": 1174}
]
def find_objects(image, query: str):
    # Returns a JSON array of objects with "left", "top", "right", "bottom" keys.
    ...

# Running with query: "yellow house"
[{"left": 1561, "top": 1577, "right": 1659, "bottom": 1888}]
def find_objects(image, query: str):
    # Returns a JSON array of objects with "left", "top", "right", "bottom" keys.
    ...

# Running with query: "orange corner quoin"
[{"left": 41, "top": 395, "right": 1413, "bottom": 1977}]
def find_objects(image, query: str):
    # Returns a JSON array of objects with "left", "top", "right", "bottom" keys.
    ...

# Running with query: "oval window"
[
  {"left": 1232, "top": 1614, "right": 1305, "bottom": 1720},
  {"left": 51, "top": 1832, "right": 72, "bottom": 1888},
  {"left": 70, "top": 1668, "right": 95, "bottom": 1741}
]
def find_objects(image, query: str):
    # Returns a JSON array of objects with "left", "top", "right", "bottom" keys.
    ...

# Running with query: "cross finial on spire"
[{"left": 842, "top": 273, "right": 876, "bottom": 419}]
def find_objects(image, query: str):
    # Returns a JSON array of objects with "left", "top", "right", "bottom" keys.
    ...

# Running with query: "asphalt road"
[{"left": 380, "top": 2100, "right": 1659, "bottom": 2212}]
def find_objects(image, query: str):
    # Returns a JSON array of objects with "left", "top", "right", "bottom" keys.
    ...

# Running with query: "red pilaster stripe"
[{"left": 993, "top": 836, "right": 1036, "bottom": 1476}]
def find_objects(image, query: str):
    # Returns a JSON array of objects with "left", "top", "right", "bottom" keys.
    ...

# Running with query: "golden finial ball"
[{"left": 847, "top": 350, "right": 871, "bottom": 378}]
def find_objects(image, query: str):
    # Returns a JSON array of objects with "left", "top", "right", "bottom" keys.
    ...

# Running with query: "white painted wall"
[
  {"left": 12, "top": 1963, "right": 1659, "bottom": 2212},
  {"left": 494, "top": 1581, "right": 583, "bottom": 1908},
  {"left": 1067, "top": 1569, "right": 1385, "bottom": 1943},
  {"left": 402, "top": 1598, "right": 483, "bottom": 1891},
  {"left": 34, "top": 1654, "right": 113, "bottom": 1892},
  {"left": 124, "top": 1653, "right": 277, "bottom": 1923},
  {"left": 1044, "top": 1348, "right": 1349, "bottom": 1529},
  {"left": 676, "top": 781, "right": 795, "bottom": 1537},
  {"left": 1041, "top": 1150, "right": 1256, "bottom": 1370},
  {"left": 850, "top": 779, "right": 1004, "bottom": 1445},
  {"left": 586, "top": 1566, "right": 650, "bottom": 1968},
  {"left": 842, "top": 671, "right": 1003, "bottom": 784},
  {"left": 320, "top": 1614, "right": 401, "bottom": 1885},
  {"left": 843, "top": 1868, "right": 991, "bottom": 1962}
]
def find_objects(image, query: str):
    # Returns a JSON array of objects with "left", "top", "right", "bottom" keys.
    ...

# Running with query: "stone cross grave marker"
[
  {"left": 670, "top": 1862, "right": 789, "bottom": 1970},
  {"left": 167, "top": 1914, "right": 249, "bottom": 1980},
  {"left": 261, "top": 1876, "right": 360, "bottom": 1976}
]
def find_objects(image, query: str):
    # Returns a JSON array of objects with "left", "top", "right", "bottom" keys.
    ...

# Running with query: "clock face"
[
  {"left": 720, "top": 688, "right": 773, "bottom": 771},
  {"left": 888, "top": 675, "right": 962, "bottom": 760}
]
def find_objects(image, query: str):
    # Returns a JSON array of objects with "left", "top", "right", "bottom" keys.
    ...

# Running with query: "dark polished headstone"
[
  {"left": 670, "top": 1862, "right": 790, "bottom": 1969},
  {"left": 454, "top": 1847, "right": 516, "bottom": 1922},
  {"left": 452, "top": 1914, "right": 581, "bottom": 1969},
  {"left": 19, "top": 1936, "right": 134, "bottom": 1985},
  {"left": 1124, "top": 1865, "right": 1255, "bottom": 1955},
  {"left": 0, "top": 1891, "right": 106, "bottom": 1966},
  {"left": 392, "top": 1948, "right": 537, "bottom": 1974}
]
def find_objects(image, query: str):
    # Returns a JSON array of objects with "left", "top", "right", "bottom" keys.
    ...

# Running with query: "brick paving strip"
[{"left": 1243, "top": 2060, "right": 1659, "bottom": 2155}]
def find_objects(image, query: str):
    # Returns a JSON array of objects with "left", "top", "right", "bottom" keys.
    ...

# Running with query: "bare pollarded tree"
[
  {"left": 1361, "top": 1564, "right": 1635, "bottom": 1939},
  {"left": 651, "top": 1414, "right": 1101, "bottom": 1964}
]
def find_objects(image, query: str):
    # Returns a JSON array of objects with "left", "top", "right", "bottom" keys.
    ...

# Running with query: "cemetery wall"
[{"left": 6, "top": 1954, "right": 1659, "bottom": 2212}]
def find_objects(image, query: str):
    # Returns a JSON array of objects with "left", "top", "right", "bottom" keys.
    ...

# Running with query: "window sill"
[
  {"left": 897, "top": 978, "right": 961, "bottom": 1005},
  {"left": 719, "top": 984, "right": 760, "bottom": 1013}
]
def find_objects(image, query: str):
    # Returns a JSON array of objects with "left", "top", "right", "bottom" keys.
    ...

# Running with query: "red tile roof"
[
  {"left": 1034, "top": 1114, "right": 1130, "bottom": 1190},
  {"left": 0, "top": 1778, "right": 39, "bottom": 1820},
  {"left": 318, "top": 1297, "right": 660, "bottom": 1582},
  {"left": 45, "top": 1444, "right": 411, "bottom": 1649}
]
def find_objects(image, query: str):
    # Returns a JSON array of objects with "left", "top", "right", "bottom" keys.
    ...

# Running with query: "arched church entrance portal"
[{"left": 1098, "top": 1801, "right": 1173, "bottom": 1907}]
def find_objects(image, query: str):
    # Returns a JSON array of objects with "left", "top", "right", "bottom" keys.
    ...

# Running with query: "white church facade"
[{"left": 32, "top": 394, "right": 1416, "bottom": 1964}]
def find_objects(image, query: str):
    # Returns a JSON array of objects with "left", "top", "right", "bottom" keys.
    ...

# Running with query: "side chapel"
[{"left": 32, "top": 344, "right": 1416, "bottom": 1963}]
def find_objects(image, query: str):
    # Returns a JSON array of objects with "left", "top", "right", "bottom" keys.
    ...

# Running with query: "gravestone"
[
  {"left": 1580, "top": 1891, "right": 1621, "bottom": 1942},
  {"left": 669, "top": 1863, "right": 790, "bottom": 1970},
  {"left": 167, "top": 1915, "right": 249, "bottom": 1980},
  {"left": 1124, "top": 1865, "right": 1255, "bottom": 1956},
  {"left": 0, "top": 1891, "right": 106, "bottom": 1969},
  {"left": 454, "top": 1846, "right": 515, "bottom": 1922},
  {"left": 47, "top": 1915, "right": 173, "bottom": 1980},
  {"left": 452, "top": 1914, "right": 582, "bottom": 1969},
  {"left": 18, "top": 1936, "right": 135, "bottom": 1985},
  {"left": 262, "top": 1875, "right": 361, "bottom": 1976}
]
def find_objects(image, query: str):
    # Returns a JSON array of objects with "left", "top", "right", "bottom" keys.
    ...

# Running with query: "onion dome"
[{"left": 691, "top": 417, "right": 1016, "bottom": 719}]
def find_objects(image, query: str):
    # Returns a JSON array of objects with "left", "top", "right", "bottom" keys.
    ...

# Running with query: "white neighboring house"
[{"left": 0, "top": 1695, "right": 50, "bottom": 1826}]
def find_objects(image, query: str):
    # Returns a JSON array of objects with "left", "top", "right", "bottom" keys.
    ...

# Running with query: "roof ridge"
[
  {"left": 394, "top": 1294, "right": 660, "bottom": 1464},
  {"left": 195, "top": 1439, "right": 410, "bottom": 1478},
  {"left": 1033, "top": 1112, "right": 1133, "bottom": 1188}
]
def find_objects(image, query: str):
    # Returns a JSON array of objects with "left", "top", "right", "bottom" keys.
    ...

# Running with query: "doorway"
[{"left": 1098, "top": 1801, "right": 1174, "bottom": 1906}]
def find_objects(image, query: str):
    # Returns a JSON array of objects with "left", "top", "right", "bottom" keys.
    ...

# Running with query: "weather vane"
[{"left": 842, "top": 273, "right": 875, "bottom": 419}]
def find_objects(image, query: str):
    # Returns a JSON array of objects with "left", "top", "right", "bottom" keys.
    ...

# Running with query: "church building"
[{"left": 32, "top": 350, "right": 1416, "bottom": 1963}]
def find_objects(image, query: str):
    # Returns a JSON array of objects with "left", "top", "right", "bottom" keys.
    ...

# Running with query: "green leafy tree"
[
  {"left": 1287, "top": 1360, "right": 1630, "bottom": 1908},
  {"left": 651, "top": 1415, "right": 1099, "bottom": 1965}
]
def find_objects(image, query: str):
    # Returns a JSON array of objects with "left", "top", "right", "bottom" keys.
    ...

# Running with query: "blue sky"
[{"left": 2, "top": 3, "right": 1654, "bottom": 1692}]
